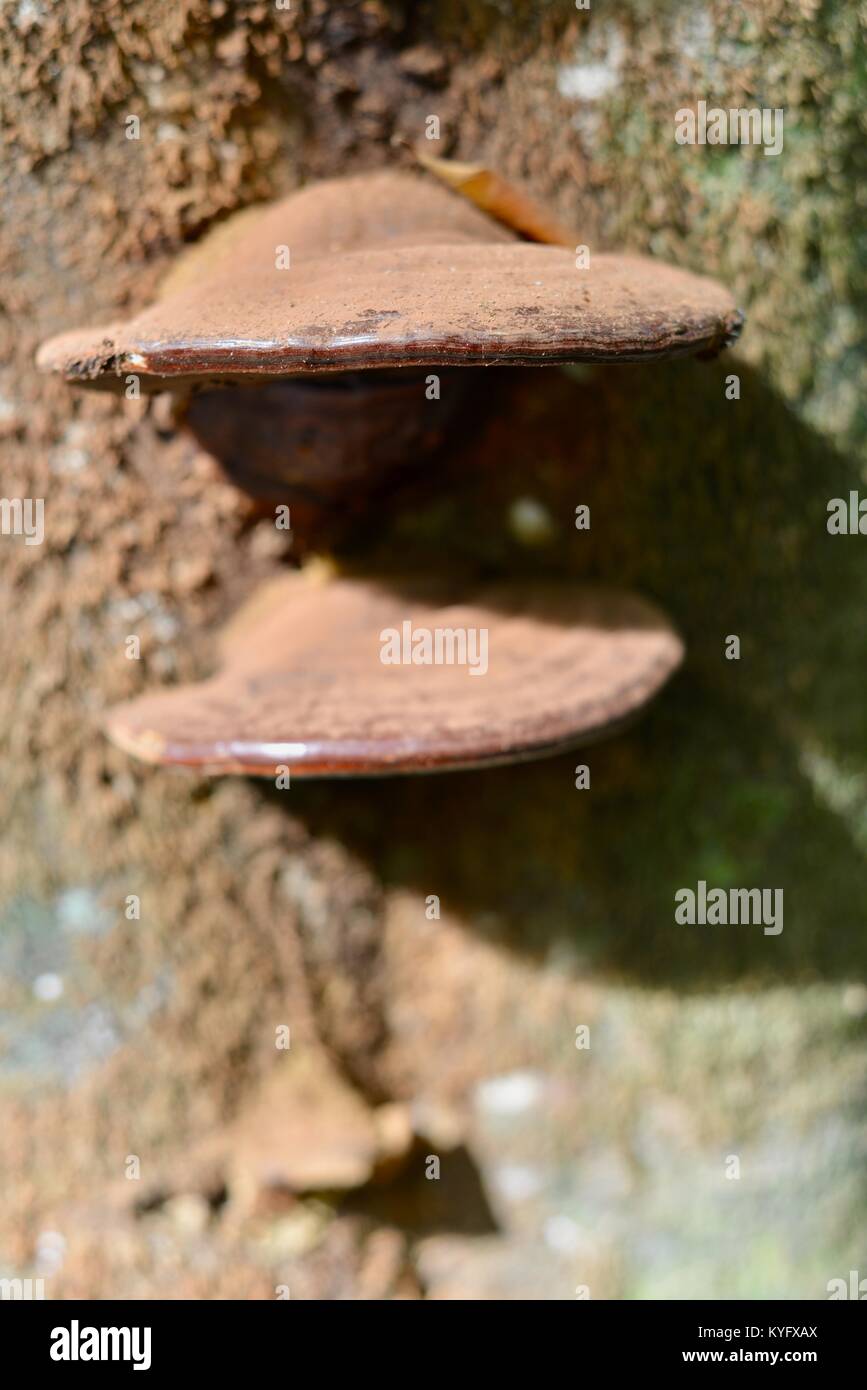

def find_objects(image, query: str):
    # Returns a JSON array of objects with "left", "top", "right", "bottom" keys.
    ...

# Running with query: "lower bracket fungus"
[
  {"left": 104, "top": 571, "right": 684, "bottom": 778},
  {"left": 36, "top": 166, "right": 741, "bottom": 777}
]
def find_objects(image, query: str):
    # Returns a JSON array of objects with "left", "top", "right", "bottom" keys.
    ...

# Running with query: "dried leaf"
[{"left": 413, "top": 149, "right": 574, "bottom": 245}]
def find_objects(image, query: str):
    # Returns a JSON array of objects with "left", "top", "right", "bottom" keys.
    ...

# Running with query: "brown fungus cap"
[
  {"left": 104, "top": 570, "right": 684, "bottom": 777},
  {"left": 37, "top": 171, "right": 743, "bottom": 389}
]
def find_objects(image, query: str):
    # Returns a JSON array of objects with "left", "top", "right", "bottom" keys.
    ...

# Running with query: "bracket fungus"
[
  {"left": 37, "top": 167, "right": 743, "bottom": 778},
  {"left": 37, "top": 171, "right": 742, "bottom": 385},
  {"left": 37, "top": 170, "right": 742, "bottom": 527},
  {"left": 105, "top": 571, "right": 684, "bottom": 777}
]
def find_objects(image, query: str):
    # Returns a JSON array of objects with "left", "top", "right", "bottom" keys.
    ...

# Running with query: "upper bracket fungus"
[
  {"left": 37, "top": 170, "right": 742, "bottom": 534},
  {"left": 37, "top": 170, "right": 742, "bottom": 386},
  {"left": 37, "top": 166, "right": 742, "bottom": 777}
]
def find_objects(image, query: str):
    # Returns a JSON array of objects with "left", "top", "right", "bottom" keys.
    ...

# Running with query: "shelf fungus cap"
[
  {"left": 37, "top": 171, "right": 743, "bottom": 389},
  {"left": 104, "top": 571, "right": 684, "bottom": 777}
]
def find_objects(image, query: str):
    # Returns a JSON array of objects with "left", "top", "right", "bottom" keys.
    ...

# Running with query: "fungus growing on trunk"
[
  {"left": 37, "top": 167, "right": 741, "bottom": 777},
  {"left": 37, "top": 171, "right": 741, "bottom": 385},
  {"left": 105, "top": 571, "right": 684, "bottom": 778},
  {"left": 37, "top": 171, "right": 741, "bottom": 534}
]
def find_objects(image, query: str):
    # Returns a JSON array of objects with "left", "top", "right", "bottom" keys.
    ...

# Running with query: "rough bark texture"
[{"left": 1, "top": 0, "right": 865, "bottom": 1298}]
